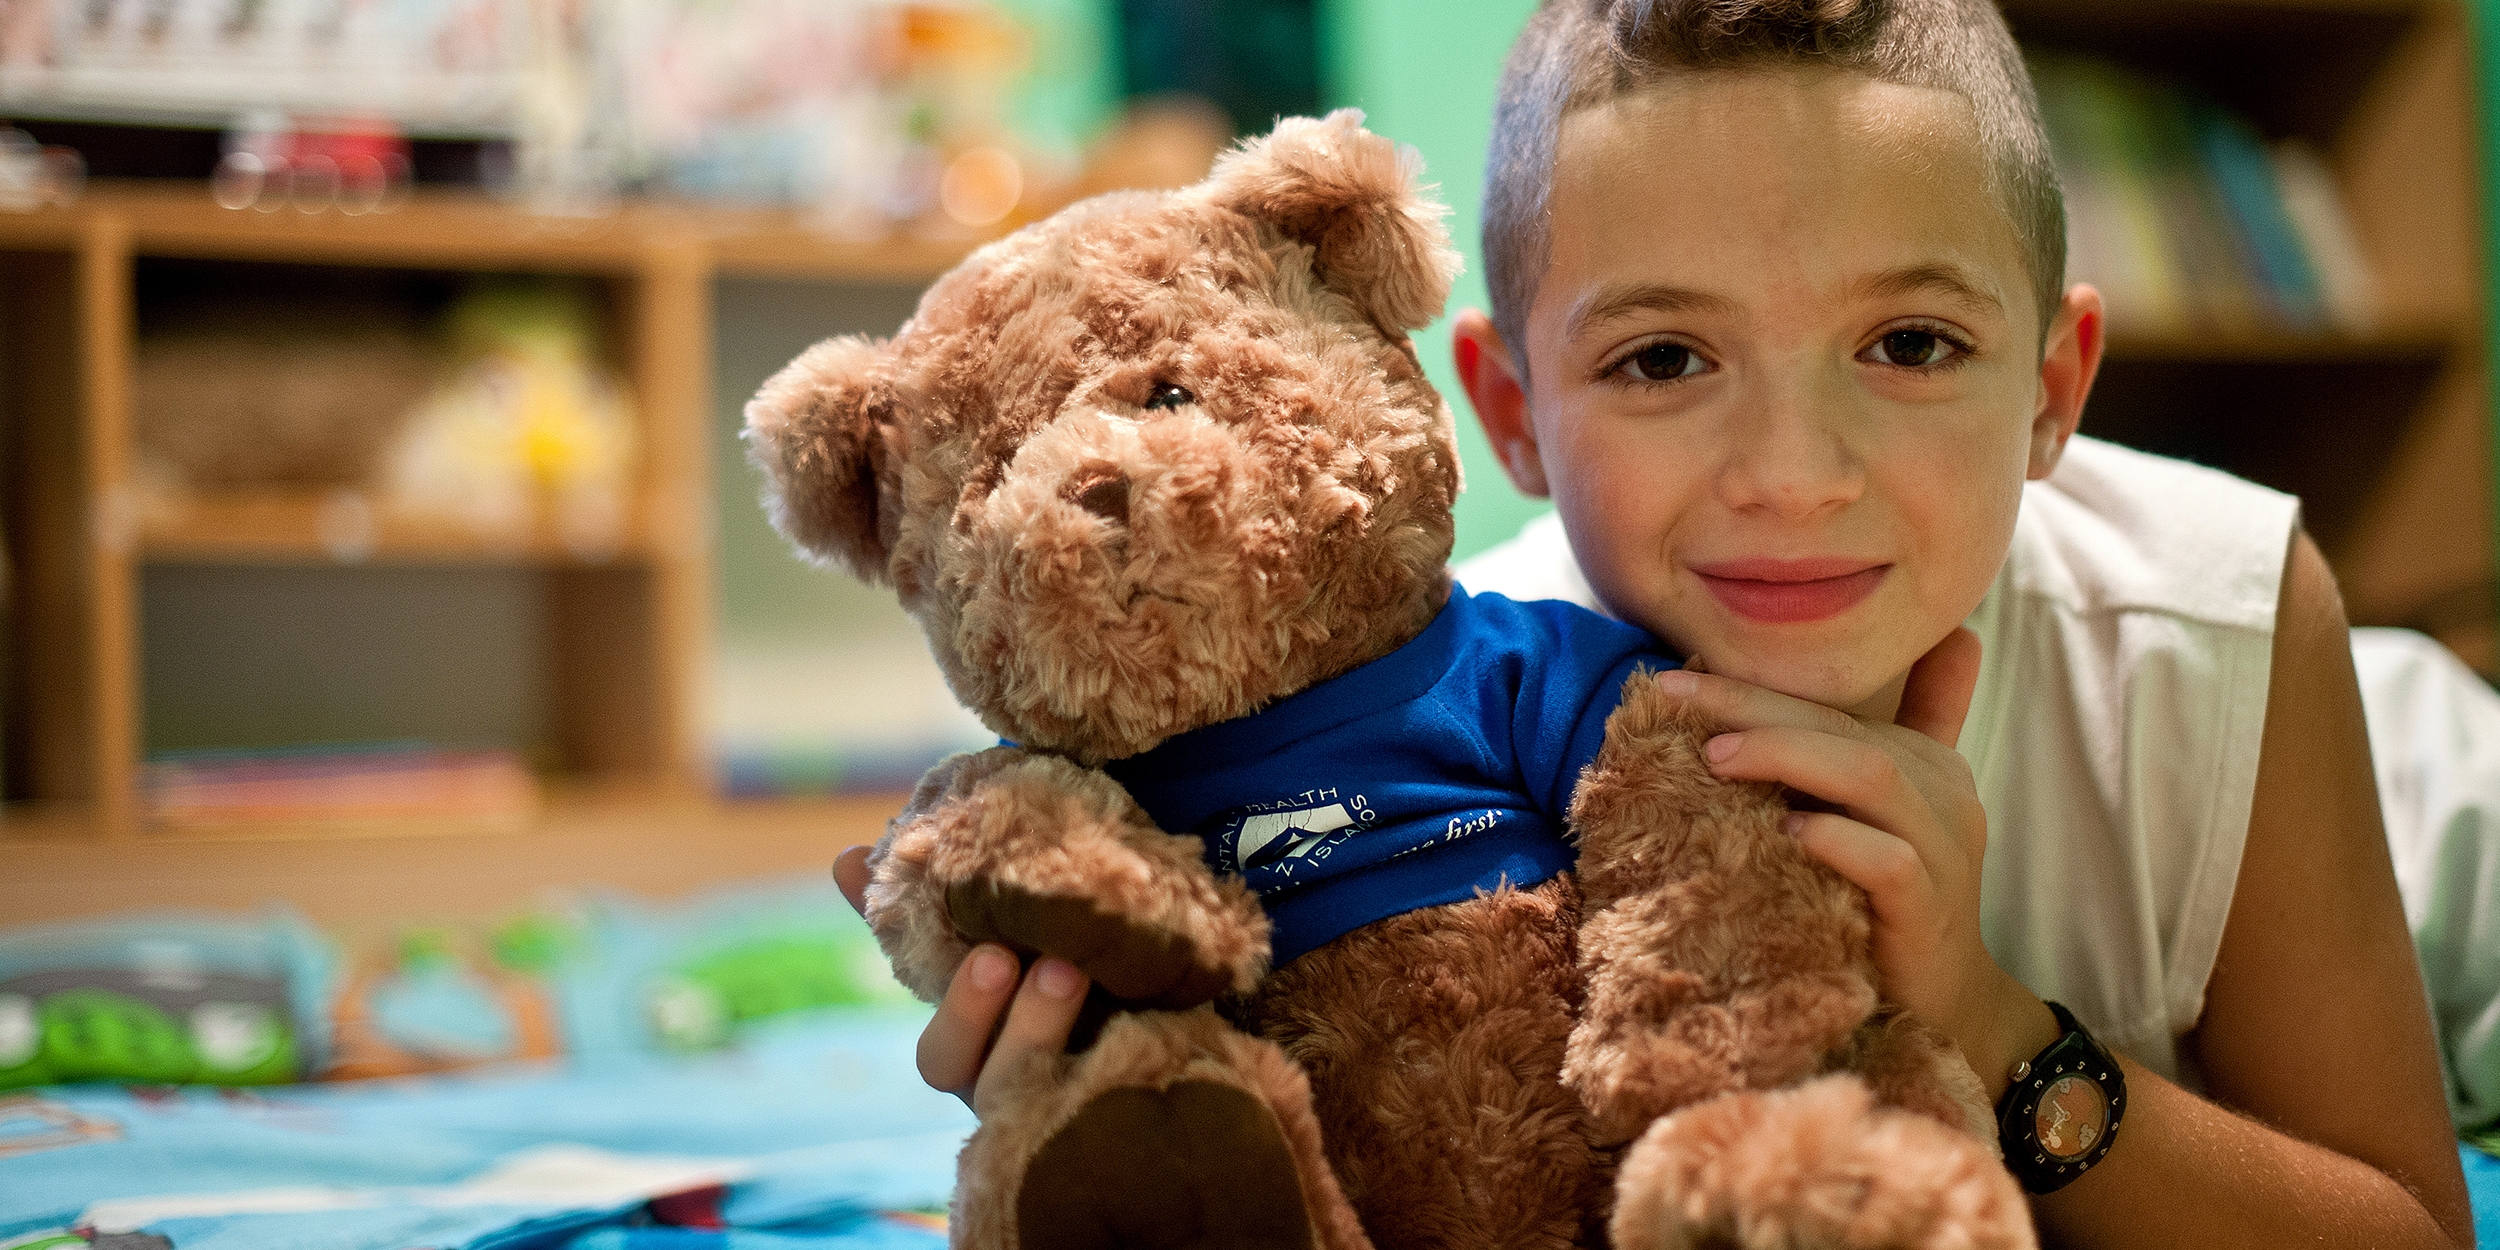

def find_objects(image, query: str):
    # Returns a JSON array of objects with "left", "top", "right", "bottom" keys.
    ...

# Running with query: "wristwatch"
[{"left": 1996, "top": 1000, "right": 2125, "bottom": 1193}]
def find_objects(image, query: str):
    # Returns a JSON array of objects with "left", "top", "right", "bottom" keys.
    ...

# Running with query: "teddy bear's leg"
[
  {"left": 1564, "top": 674, "right": 1881, "bottom": 1143},
  {"left": 951, "top": 1006, "right": 1374, "bottom": 1250},
  {"left": 1230, "top": 877, "right": 1603, "bottom": 1250},
  {"left": 865, "top": 746, "right": 1271, "bottom": 1009},
  {"left": 1609, "top": 1075, "right": 2036, "bottom": 1250},
  {"left": 1839, "top": 1008, "right": 1998, "bottom": 1145}
]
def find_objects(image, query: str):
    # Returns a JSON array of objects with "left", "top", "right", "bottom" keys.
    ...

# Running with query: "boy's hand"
[
  {"left": 834, "top": 845, "right": 1089, "bottom": 1118},
  {"left": 1658, "top": 629, "right": 2053, "bottom": 1095}
]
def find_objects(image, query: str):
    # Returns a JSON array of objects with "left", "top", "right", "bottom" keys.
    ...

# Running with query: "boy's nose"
[{"left": 1714, "top": 381, "right": 1865, "bottom": 518}]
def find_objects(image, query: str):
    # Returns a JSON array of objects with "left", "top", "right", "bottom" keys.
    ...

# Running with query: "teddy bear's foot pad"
[{"left": 1016, "top": 1080, "right": 1319, "bottom": 1250}]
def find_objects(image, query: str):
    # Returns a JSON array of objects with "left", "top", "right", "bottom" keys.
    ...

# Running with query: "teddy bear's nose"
[{"left": 1067, "top": 469, "right": 1131, "bottom": 523}]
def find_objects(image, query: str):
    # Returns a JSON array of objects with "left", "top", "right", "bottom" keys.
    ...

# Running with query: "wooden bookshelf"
[
  {"left": 2003, "top": 0, "right": 2496, "bottom": 673},
  {"left": 0, "top": 788, "right": 898, "bottom": 929},
  {"left": 0, "top": 182, "right": 976, "bottom": 852},
  {"left": 0, "top": 183, "right": 989, "bottom": 280},
  {"left": 131, "top": 490, "right": 657, "bottom": 565}
]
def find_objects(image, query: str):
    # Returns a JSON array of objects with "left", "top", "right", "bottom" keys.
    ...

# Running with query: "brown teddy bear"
[{"left": 746, "top": 110, "right": 2031, "bottom": 1250}]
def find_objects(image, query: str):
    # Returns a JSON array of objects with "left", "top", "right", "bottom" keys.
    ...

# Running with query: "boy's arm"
[
  {"left": 1672, "top": 526, "right": 2472, "bottom": 1248},
  {"left": 2029, "top": 528, "right": 2472, "bottom": 1248}
]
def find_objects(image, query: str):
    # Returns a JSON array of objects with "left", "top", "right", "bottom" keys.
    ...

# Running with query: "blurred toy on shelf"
[
  {"left": 134, "top": 310, "right": 436, "bottom": 494},
  {"left": 0, "top": 0, "right": 527, "bottom": 134},
  {"left": 385, "top": 282, "right": 637, "bottom": 555},
  {"left": 136, "top": 274, "right": 637, "bottom": 555},
  {"left": 888, "top": 1, "right": 1035, "bottom": 234},
  {"left": 613, "top": 0, "right": 1075, "bottom": 237},
  {"left": 0, "top": 124, "right": 81, "bottom": 210},
  {"left": 211, "top": 113, "right": 414, "bottom": 215},
  {"left": 2034, "top": 54, "right": 2379, "bottom": 340},
  {"left": 0, "top": 0, "right": 1216, "bottom": 238},
  {"left": 513, "top": 0, "right": 620, "bottom": 216},
  {"left": 610, "top": 0, "right": 905, "bottom": 225}
]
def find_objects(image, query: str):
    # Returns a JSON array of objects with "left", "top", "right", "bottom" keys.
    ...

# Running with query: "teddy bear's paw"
[
  {"left": 946, "top": 878, "right": 1238, "bottom": 1008},
  {"left": 955, "top": 1010, "right": 1376, "bottom": 1250},
  {"left": 1568, "top": 668, "right": 1795, "bottom": 912},
  {"left": 1611, "top": 1075, "right": 2034, "bottom": 1250},
  {"left": 865, "top": 748, "right": 1271, "bottom": 1005}
]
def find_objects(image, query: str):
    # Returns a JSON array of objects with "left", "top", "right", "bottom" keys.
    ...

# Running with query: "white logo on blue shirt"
[
  {"left": 1237, "top": 803, "right": 1355, "bottom": 869},
  {"left": 1201, "top": 788, "right": 1382, "bottom": 885}
]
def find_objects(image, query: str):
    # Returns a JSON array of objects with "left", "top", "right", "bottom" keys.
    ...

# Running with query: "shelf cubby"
[
  {"left": 2005, "top": 0, "right": 2493, "bottom": 670},
  {"left": 0, "top": 183, "right": 976, "bottom": 842}
]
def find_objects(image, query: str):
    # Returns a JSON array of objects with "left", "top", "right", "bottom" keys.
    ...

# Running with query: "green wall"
[
  {"left": 1321, "top": 0, "right": 1547, "bottom": 561},
  {"left": 1000, "top": 0, "right": 1125, "bottom": 164}
]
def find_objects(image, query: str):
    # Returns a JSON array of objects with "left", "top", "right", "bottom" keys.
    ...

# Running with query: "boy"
[{"left": 847, "top": 0, "right": 2475, "bottom": 1244}]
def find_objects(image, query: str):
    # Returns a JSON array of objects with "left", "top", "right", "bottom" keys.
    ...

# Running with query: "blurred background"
[{"left": 0, "top": 0, "right": 2493, "bottom": 829}]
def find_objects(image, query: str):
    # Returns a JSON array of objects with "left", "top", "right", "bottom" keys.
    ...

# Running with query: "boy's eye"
[
  {"left": 1866, "top": 329, "right": 1962, "bottom": 368},
  {"left": 1618, "top": 341, "right": 1706, "bottom": 382},
  {"left": 1142, "top": 381, "right": 1196, "bottom": 410}
]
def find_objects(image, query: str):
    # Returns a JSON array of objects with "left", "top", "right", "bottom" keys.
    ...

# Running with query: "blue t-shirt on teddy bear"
[{"left": 1103, "top": 587, "right": 1680, "bottom": 967}]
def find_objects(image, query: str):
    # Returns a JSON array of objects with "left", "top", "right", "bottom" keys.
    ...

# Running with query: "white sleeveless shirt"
[{"left": 1454, "top": 435, "right": 2300, "bottom": 1090}]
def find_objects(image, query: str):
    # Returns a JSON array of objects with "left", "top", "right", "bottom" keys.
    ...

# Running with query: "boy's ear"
[
  {"left": 2030, "top": 283, "right": 2105, "bottom": 481},
  {"left": 1453, "top": 309, "right": 1548, "bottom": 497},
  {"left": 743, "top": 335, "right": 903, "bottom": 584},
  {"left": 1202, "top": 108, "right": 1463, "bottom": 334}
]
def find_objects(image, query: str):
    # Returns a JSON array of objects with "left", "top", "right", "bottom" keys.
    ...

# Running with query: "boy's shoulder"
[
  {"left": 2009, "top": 436, "right": 2299, "bottom": 630},
  {"left": 1452, "top": 515, "right": 1600, "bottom": 612}
]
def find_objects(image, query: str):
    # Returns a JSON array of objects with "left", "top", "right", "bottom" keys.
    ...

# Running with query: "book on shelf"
[
  {"left": 142, "top": 743, "right": 541, "bottom": 831},
  {"left": 2032, "top": 54, "right": 2378, "bottom": 341}
]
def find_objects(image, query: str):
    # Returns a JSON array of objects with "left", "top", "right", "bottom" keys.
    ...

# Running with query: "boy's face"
[{"left": 1466, "top": 69, "right": 2095, "bottom": 717}]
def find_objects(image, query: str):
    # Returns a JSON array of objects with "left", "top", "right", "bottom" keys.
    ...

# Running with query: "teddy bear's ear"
[
  {"left": 1202, "top": 108, "right": 1462, "bottom": 333},
  {"left": 743, "top": 335, "right": 902, "bottom": 584}
]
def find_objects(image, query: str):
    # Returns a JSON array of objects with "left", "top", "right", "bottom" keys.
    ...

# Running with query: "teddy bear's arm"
[
  {"left": 1562, "top": 671, "right": 1883, "bottom": 1143},
  {"left": 863, "top": 745, "right": 1272, "bottom": 1008}
]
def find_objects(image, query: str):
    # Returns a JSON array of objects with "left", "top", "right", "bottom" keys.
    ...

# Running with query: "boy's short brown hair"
[{"left": 1483, "top": 0, "right": 2064, "bottom": 369}]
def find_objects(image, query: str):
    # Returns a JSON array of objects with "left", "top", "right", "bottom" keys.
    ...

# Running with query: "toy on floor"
[{"left": 746, "top": 110, "right": 2029, "bottom": 1250}]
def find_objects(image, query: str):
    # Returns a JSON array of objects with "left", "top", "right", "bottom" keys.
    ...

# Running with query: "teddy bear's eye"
[{"left": 1142, "top": 382, "right": 1195, "bottom": 410}]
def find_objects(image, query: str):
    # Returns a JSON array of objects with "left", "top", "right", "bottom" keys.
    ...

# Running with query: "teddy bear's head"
[{"left": 748, "top": 111, "right": 1466, "bottom": 765}]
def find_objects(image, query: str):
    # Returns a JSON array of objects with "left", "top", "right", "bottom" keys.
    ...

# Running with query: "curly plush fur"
[{"left": 748, "top": 110, "right": 2031, "bottom": 1250}]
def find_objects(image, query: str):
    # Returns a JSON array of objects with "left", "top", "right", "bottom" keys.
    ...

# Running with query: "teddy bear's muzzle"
[
  {"left": 973, "top": 406, "right": 1291, "bottom": 603},
  {"left": 951, "top": 405, "right": 1318, "bottom": 756}
]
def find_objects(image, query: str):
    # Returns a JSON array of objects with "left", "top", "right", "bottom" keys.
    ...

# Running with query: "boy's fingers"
[
  {"left": 972, "top": 957, "right": 1090, "bottom": 1119},
  {"left": 1656, "top": 666, "right": 1860, "bottom": 739},
  {"left": 1789, "top": 811, "right": 1939, "bottom": 928},
  {"left": 1704, "top": 727, "right": 1941, "bottom": 859},
  {"left": 916, "top": 943, "right": 1020, "bottom": 1102},
  {"left": 832, "top": 845, "right": 873, "bottom": 917},
  {"left": 1895, "top": 627, "right": 1982, "bottom": 748}
]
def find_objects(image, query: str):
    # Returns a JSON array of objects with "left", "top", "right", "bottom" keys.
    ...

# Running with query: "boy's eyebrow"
[
  {"left": 1562, "top": 264, "right": 2005, "bottom": 343},
  {"left": 1565, "top": 283, "right": 1741, "bottom": 341},
  {"left": 1852, "top": 263, "right": 2004, "bottom": 317}
]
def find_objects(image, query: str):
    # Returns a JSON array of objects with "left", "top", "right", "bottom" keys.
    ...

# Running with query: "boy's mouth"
[{"left": 1690, "top": 558, "right": 1891, "bottom": 624}]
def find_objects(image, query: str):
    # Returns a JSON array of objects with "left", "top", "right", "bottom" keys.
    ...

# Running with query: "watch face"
[{"left": 2034, "top": 1073, "right": 2109, "bottom": 1160}]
